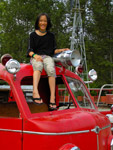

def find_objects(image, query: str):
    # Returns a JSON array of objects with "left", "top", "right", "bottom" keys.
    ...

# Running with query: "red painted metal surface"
[
  {"left": 0, "top": 118, "right": 22, "bottom": 150},
  {"left": 0, "top": 63, "right": 113, "bottom": 150}
]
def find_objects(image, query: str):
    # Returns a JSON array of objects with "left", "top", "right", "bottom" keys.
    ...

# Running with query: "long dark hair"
[{"left": 35, "top": 13, "right": 52, "bottom": 31}]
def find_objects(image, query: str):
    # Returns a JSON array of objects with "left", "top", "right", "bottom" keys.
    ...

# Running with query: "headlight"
[
  {"left": 71, "top": 146, "right": 80, "bottom": 150},
  {"left": 106, "top": 114, "right": 113, "bottom": 123},
  {"left": 5, "top": 59, "right": 20, "bottom": 74},
  {"left": 111, "top": 139, "right": 113, "bottom": 150},
  {"left": 59, "top": 144, "right": 80, "bottom": 150}
]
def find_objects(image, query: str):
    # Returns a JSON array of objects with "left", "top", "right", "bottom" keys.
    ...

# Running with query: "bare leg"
[
  {"left": 48, "top": 76, "right": 56, "bottom": 108},
  {"left": 33, "top": 70, "right": 43, "bottom": 103}
]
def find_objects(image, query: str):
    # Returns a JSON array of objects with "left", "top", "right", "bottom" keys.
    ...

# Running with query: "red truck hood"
[{"left": 23, "top": 110, "right": 110, "bottom": 133}]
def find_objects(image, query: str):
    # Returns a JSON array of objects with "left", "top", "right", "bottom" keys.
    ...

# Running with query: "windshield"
[
  {"left": 20, "top": 76, "right": 76, "bottom": 114},
  {"left": 66, "top": 77, "right": 95, "bottom": 109}
]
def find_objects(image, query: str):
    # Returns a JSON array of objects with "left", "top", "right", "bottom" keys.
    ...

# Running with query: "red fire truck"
[{"left": 0, "top": 51, "right": 113, "bottom": 150}]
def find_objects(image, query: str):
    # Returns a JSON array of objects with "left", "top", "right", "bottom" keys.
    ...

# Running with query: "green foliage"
[
  {"left": 0, "top": 0, "right": 70, "bottom": 62},
  {"left": 84, "top": 0, "right": 113, "bottom": 87}
]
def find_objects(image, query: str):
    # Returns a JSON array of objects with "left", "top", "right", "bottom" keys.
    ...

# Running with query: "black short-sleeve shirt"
[{"left": 27, "top": 31, "right": 57, "bottom": 57}]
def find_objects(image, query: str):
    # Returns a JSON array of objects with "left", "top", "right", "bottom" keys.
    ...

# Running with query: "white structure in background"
[
  {"left": 70, "top": 0, "right": 88, "bottom": 82},
  {"left": 111, "top": 0, "right": 113, "bottom": 5}
]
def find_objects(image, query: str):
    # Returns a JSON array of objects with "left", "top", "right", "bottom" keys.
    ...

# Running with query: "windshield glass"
[{"left": 66, "top": 77, "right": 95, "bottom": 109}]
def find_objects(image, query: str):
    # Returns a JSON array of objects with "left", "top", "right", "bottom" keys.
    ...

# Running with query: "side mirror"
[
  {"left": 84, "top": 69, "right": 97, "bottom": 84},
  {"left": 88, "top": 69, "right": 97, "bottom": 81}
]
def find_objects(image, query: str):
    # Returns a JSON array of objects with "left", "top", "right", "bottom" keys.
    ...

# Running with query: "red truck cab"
[{"left": 0, "top": 52, "right": 113, "bottom": 150}]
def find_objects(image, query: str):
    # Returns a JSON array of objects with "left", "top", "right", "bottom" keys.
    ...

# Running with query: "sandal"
[
  {"left": 32, "top": 97, "right": 44, "bottom": 105},
  {"left": 49, "top": 102, "right": 57, "bottom": 111}
]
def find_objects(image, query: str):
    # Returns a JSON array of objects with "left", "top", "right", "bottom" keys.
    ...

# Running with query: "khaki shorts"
[{"left": 31, "top": 55, "right": 56, "bottom": 77}]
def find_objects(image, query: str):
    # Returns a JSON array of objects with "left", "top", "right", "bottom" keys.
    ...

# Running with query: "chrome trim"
[
  {"left": 91, "top": 124, "right": 111, "bottom": 134},
  {"left": 97, "top": 135, "right": 99, "bottom": 150},
  {"left": 111, "top": 127, "right": 113, "bottom": 131},
  {"left": 91, "top": 126, "right": 101, "bottom": 134},
  {"left": 0, "top": 124, "right": 110, "bottom": 136},
  {"left": 23, "top": 130, "right": 90, "bottom": 135},
  {"left": 0, "top": 128, "right": 89, "bottom": 135},
  {"left": 0, "top": 128, "right": 22, "bottom": 133},
  {"left": 101, "top": 124, "right": 111, "bottom": 130}
]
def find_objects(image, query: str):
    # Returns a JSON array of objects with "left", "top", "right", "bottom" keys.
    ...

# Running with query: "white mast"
[{"left": 70, "top": 0, "right": 88, "bottom": 82}]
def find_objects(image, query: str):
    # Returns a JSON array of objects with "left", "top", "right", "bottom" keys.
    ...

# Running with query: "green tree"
[
  {"left": 85, "top": 0, "right": 113, "bottom": 87},
  {"left": 0, "top": 0, "right": 70, "bottom": 62}
]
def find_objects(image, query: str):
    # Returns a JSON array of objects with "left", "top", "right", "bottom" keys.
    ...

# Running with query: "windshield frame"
[
  {"left": 64, "top": 75, "right": 96, "bottom": 110},
  {"left": 18, "top": 72, "right": 97, "bottom": 118}
]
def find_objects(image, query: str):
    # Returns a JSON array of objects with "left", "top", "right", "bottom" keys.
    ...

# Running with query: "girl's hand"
[
  {"left": 60, "top": 48, "right": 70, "bottom": 52},
  {"left": 34, "top": 54, "right": 43, "bottom": 62},
  {"left": 54, "top": 48, "right": 70, "bottom": 54}
]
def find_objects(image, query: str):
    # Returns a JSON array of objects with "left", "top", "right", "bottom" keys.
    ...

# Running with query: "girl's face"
[{"left": 38, "top": 15, "right": 47, "bottom": 31}]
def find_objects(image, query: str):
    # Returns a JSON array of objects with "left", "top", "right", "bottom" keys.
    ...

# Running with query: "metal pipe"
[{"left": 97, "top": 84, "right": 113, "bottom": 106}]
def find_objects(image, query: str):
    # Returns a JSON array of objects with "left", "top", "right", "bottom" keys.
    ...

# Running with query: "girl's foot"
[
  {"left": 33, "top": 92, "right": 43, "bottom": 104},
  {"left": 32, "top": 97, "right": 44, "bottom": 105},
  {"left": 49, "top": 102, "right": 57, "bottom": 111}
]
